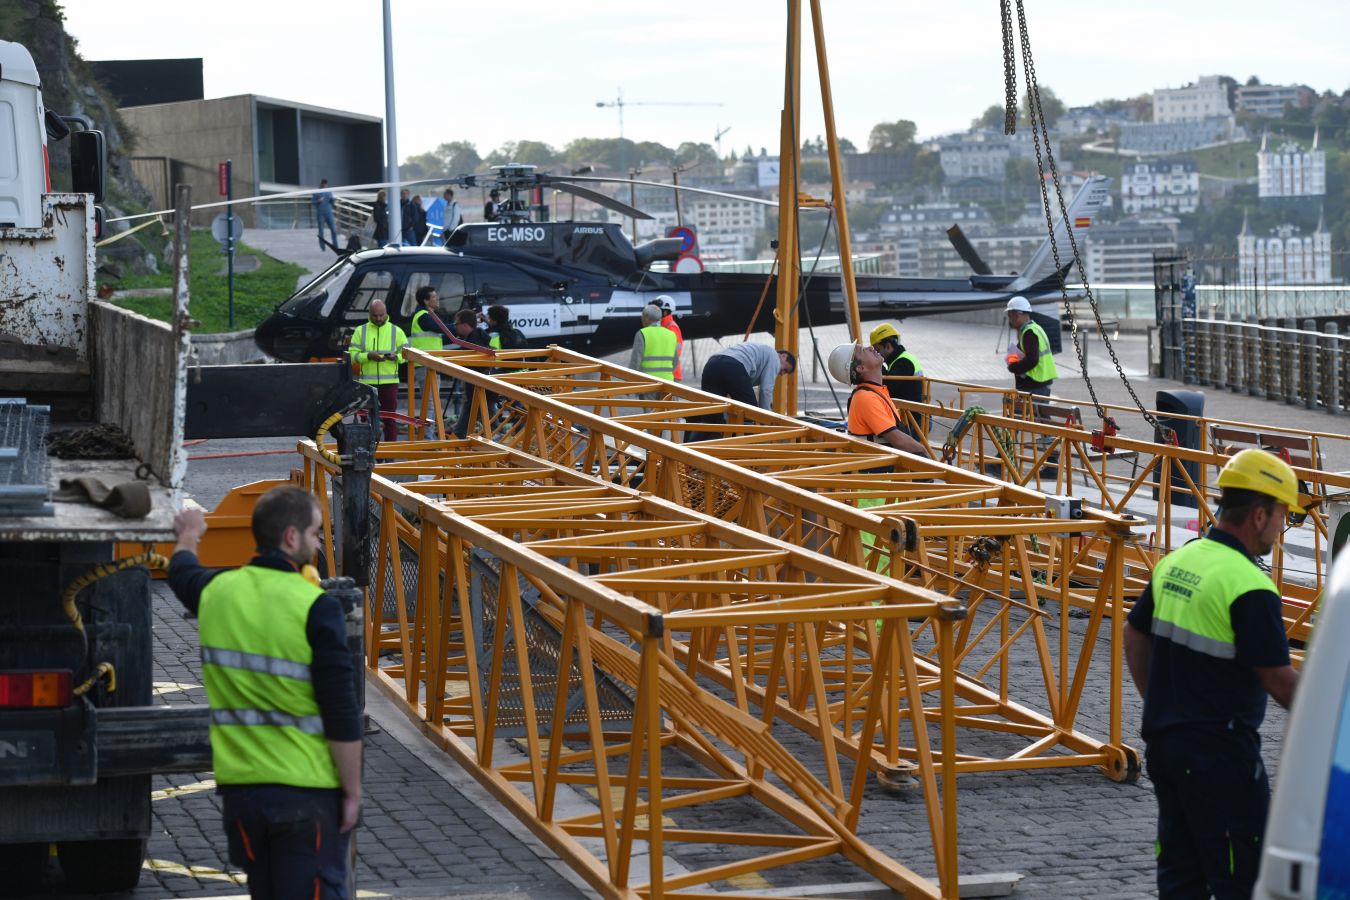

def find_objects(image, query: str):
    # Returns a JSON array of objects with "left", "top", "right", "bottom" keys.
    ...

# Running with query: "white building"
[
  {"left": 1257, "top": 130, "right": 1326, "bottom": 199},
  {"left": 1237, "top": 83, "right": 1314, "bottom": 119},
  {"left": 1082, "top": 220, "right": 1180, "bottom": 283},
  {"left": 1120, "top": 159, "right": 1200, "bottom": 214},
  {"left": 1239, "top": 216, "right": 1333, "bottom": 285},
  {"left": 1153, "top": 75, "right": 1230, "bottom": 123},
  {"left": 1118, "top": 116, "right": 1241, "bottom": 155},
  {"left": 930, "top": 129, "right": 1062, "bottom": 182},
  {"left": 880, "top": 201, "right": 990, "bottom": 237}
]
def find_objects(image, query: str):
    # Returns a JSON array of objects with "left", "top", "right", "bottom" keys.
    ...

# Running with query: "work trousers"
[
  {"left": 1145, "top": 726, "right": 1269, "bottom": 900},
  {"left": 373, "top": 383, "right": 399, "bottom": 442},
  {"left": 688, "top": 355, "right": 756, "bottom": 442},
  {"left": 318, "top": 211, "right": 337, "bottom": 250},
  {"left": 223, "top": 785, "right": 351, "bottom": 900}
]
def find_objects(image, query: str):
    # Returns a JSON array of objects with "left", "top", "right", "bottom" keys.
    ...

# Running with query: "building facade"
[
  {"left": 1239, "top": 218, "right": 1333, "bottom": 285},
  {"left": 1153, "top": 76, "right": 1230, "bottom": 123},
  {"left": 1236, "top": 83, "right": 1314, "bottom": 118},
  {"left": 1120, "top": 159, "right": 1200, "bottom": 214},
  {"left": 1117, "top": 116, "right": 1241, "bottom": 155},
  {"left": 119, "top": 94, "right": 383, "bottom": 227},
  {"left": 1082, "top": 220, "right": 1180, "bottom": 283},
  {"left": 1257, "top": 130, "right": 1326, "bottom": 199}
]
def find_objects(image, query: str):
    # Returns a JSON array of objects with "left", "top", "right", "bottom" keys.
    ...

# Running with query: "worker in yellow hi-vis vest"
[
  {"left": 1125, "top": 449, "right": 1302, "bottom": 898},
  {"left": 347, "top": 300, "right": 407, "bottom": 442}
]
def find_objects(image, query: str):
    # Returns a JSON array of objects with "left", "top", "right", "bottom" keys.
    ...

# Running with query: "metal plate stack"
[{"left": 0, "top": 398, "right": 54, "bottom": 517}]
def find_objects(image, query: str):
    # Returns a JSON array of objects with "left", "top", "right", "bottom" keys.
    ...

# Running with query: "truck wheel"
[
  {"left": 57, "top": 837, "right": 146, "bottom": 893},
  {"left": 0, "top": 842, "right": 47, "bottom": 896}
]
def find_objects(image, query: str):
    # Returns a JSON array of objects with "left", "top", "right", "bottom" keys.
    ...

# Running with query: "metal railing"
[
  {"left": 299, "top": 437, "right": 962, "bottom": 898},
  {"left": 408, "top": 346, "right": 1143, "bottom": 787},
  {"left": 1188, "top": 316, "right": 1347, "bottom": 414}
]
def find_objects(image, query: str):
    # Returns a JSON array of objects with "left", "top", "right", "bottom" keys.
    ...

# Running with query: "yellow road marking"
[
  {"left": 142, "top": 858, "right": 246, "bottom": 884},
  {"left": 153, "top": 681, "right": 200, "bottom": 695},
  {"left": 151, "top": 779, "right": 216, "bottom": 801},
  {"left": 582, "top": 785, "right": 677, "bottom": 828},
  {"left": 725, "top": 871, "right": 773, "bottom": 889}
]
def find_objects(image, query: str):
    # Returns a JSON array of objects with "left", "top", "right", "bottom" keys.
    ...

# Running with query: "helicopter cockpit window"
[
  {"left": 279, "top": 258, "right": 356, "bottom": 318},
  {"left": 343, "top": 269, "right": 397, "bottom": 323},
  {"left": 400, "top": 271, "right": 468, "bottom": 317},
  {"left": 478, "top": 265, "right": 538, "bottom": 298}
]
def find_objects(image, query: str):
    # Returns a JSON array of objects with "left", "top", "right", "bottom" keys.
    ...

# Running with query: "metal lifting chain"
[
  {"left": 1009, "top": 0, "right": 1169, "bottom": 437},
  {"left": 999, "top": 0, "right": 1018, "bottom": 135}
]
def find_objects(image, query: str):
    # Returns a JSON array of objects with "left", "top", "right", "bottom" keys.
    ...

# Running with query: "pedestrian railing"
[
  {"left": 298, "top": 437, "right": 962, "bottom": 898},
  {"left": 1185, "top": 316, "right": 1350, "bottom": 414},
  {"left": 883, "top": 386, "right": 1350, "bottom": 651},
  {"left": 406, "top": 346, "right": 1144, "bottom": 786}
]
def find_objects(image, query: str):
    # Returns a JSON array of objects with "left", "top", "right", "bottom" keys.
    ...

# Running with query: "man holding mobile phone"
[{"left": 347, "top": 300, "right": 407, "bottom": 442}]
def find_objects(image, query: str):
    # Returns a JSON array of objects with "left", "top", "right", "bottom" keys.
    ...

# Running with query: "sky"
[{"left": 60, "top": 0, "right": 1350, "bottom": 167}]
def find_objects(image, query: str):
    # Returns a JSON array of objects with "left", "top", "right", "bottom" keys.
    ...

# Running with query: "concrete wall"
[{"left": 120, "top": 96, "right": 257, "bottom": 226}]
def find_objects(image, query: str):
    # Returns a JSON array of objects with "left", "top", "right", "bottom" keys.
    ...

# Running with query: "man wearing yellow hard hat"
[
  {"left": 868, "top": 323, "right": 926, "bottom": 441},
  {"left": 1124, "top": 448, "right": 1303, "bottom": 898}
]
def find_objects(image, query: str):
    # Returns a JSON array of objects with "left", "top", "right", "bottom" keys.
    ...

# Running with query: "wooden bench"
[{"left": 1210, "top": 425, "right": 1322, "bottom": 471}]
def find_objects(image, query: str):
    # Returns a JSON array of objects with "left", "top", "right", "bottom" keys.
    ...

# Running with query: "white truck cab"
[
  {"left": 0, "top": 38, "right": 49, "bottom": 229},
  {"left": 1255, "top": 550, "right": 1350, "bottom": 898}
]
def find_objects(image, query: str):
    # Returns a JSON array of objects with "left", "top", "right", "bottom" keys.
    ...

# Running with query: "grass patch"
[
  {"left": 111, "top": 230, "right": 307, "bottom": 333},
  {"left": 1188, "top": 141, "right": 1259, "bottom": 179}
]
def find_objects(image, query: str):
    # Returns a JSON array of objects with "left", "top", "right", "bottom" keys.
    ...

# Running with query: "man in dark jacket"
[{"left": 169, "top": 486, "right": 361, "bottom": 899}]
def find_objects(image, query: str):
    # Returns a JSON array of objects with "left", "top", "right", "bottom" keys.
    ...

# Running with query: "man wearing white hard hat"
[
  {"left": 1005, "top": 296, "right": 1058, "bottom": 397},
  {"left": 826, "top": 342, "right": 929, "bottom": 458}
]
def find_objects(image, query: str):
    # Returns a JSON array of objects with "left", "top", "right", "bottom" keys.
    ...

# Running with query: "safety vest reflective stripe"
[
  {"left": 1151, "top": 618, "right": 1237, "bottom": 660},
  {"left": 201, "top": 646, "right": 311, "bottom": 682},
  {"left": 1020, "top": 321, "right": 1059, "bottom": 384},
  {"left": 211, "top": 707, "right": 326, "bottom": 735},
  {"left": 638, "top": 326, "right": 677, "bottom": 379}
]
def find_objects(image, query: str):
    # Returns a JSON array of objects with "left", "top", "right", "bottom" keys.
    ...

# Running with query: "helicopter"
[{"left": 254, "top": 165, "right": 1111, "bottom": 362}]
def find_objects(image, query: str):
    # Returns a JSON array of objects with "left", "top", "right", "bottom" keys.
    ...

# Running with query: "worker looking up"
[
  {"left": 347, "top": 300, "right": 407, "bottom": 442},
  {"left": 654, "top": 295, "right": 685, "bottom": 381},
  {"left": 1004, "top": 296, "right": 1057, "bottom": 397},
  {"left": 827, "top": 342, "right": 930, "bottom": 458},
  {"left": 169, "top": 487, "right": 361, "bottom": 900},
  {"left": 629, "top": 304, "right": 678, "bottom": 381},
  {"left": 1124, "top": 449, "right": 1302, "bottom": 899},
  {"left": 688, "top": 343, "right": 795, "bottom": 441},
  {"left": 869, "top": 322, "right": 925, "bottom": 437}
]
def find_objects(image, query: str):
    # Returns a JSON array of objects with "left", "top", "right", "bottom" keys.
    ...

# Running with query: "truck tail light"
[
  {"left": 43, "top": 144, "right": 52, "bottom": 192},
  {"left": 0, "top": 670, "right": 73, "bottom": 708}
]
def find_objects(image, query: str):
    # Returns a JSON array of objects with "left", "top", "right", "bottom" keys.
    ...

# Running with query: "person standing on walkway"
[
  {"left": 348, "top": 300, "right": 407, "bottom": 442},
  {"left": 168, "top": 487, "right": 362, "bottom": 900},
  {"left": 409, "top": 194, "right": 428, "bottom": 245},
  {"left": 826, "top": 342, "right": 929, "bottom": 457},
  {"left": 441, "top": 188, "right": 462, "bottom": 239},
  {"left": 399, "top": 189, "right": 415, "bottom": 245},
  {"left": 1124, "top": 448, "right": 1302, "bottom": 899},
  {"left": 654, "top": 295, "right": 685, "bottom": 382},
  {"left": 313, "top": 179, "right": 338, "bottom": 251},
  {"left": 483, "top": 189, "right": 503, "bottom": 222},
  {"left": 371, "top": 189, "right": 388, "bottom": 246},
  {"left": 629, "top": 304, "right": 679, "bottom": 381}
]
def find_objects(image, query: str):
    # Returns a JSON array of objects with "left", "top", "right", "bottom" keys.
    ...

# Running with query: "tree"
[
  {"left": 400, "top": 140, "right": 482, "bottom": 179},
  {"left": 839, "top": 137, "right": 858, "bottom": 154},
  {"left": 1246, "top": 75, "right": 1262, "bottom": 87},
  {"left": 868, "top": 120, "right": 918, "bottom": 152},
  {"left": 800, "top": 159, "right": 830, "bottom": 183},
  {"left": 675, "top": 142, "right": 717, "bottom": 166},
  {"left": 1021, "top": 85, "right": 1064, "bottom": 127},
  {"left": 973, "top": 104, "right": 1006, "bottom": 130}
]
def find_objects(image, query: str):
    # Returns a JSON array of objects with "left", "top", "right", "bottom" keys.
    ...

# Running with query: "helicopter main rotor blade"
[
  {"left": 563, "top": 175, "right": 781, "bottom": 208},
  {"left": 549, "top": 182, "right": 653, "bottom": 220}
]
